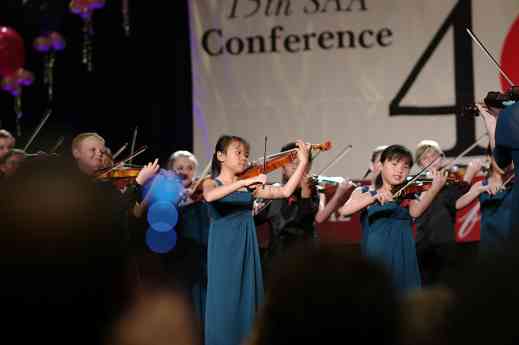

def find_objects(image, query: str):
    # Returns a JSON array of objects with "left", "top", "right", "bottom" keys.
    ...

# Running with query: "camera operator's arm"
[{"left": 477, "top": 103, "right": 498, "bottom": 149}]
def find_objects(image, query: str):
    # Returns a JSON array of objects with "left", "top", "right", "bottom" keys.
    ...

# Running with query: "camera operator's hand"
[{"left": 477, "top": 102, "right": 500, "bottom": 119}]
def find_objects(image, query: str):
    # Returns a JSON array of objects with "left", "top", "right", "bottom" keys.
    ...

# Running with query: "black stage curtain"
[{"left": 0, "top": 0, "right": 193, "bottom": 164}]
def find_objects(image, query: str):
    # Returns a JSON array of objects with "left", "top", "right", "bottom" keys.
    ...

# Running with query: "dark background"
[{"left": 0, "top": 0, "right": 193, "bottom": 164}]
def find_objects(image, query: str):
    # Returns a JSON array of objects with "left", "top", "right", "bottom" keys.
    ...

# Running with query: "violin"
[
  {"left": 392, "top": 175, "right": 469, "bottom": 201},
  {"left": 188, "top": 140, "right": 332, "bottom": 198},
  {"left": 310, "top": 175, "right": 349, "bottom": 193},
  {"left": 95, "top": 164, "right": 142, "bottom": 190},
  {"left": 238, "top": 141, "right": 332, "bottom": 179}
]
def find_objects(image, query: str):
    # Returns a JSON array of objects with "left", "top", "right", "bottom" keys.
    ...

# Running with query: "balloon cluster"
[
  {"left": 69, "top": 0, "right": 106, "bottom": 20},
  {"left": 69, "top": 0, "right": 106, "bottom": 71},
  {"left": 142, "top": 169, "right": 184, "bottom": 254},
  {"left": 0, "top": 27, "right": 34, "bottom": 97},
  {"left": 33, "top": 31, "right": 65, "bottom": 53},
  {"left": 34, "top": 31, "right": 65, "bottom": 101}
]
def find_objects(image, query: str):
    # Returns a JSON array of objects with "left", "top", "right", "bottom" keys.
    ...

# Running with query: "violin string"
[
  {"left": 466, "top": 28, "right": 515, "bottom": 87},
  {"left": 23, "top": 108, "right": 52, "bottom": 152}
]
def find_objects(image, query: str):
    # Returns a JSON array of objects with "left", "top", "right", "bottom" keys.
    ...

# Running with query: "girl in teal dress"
[
  {"left": 338, "top": 145, "right": 446, "bottom": 292},
  {"left": 202, "top": 135, "right": 309, "bottom": 345},
  {"left": 456, "top": 157, "right": 513, "bottom": 253}
]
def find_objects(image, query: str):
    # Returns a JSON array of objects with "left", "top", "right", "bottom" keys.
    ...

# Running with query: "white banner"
[{"left": 189, "top": 0, "right": 518, "bottom": 178}]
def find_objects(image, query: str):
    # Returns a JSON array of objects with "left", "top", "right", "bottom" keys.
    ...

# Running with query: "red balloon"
[{"left": 0, "top": 27, "right": 25, "bottom": 77}]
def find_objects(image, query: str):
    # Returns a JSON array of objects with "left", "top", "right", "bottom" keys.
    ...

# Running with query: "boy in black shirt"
[
  {"left": 414, "top": 140, "right": 480, "bottom": 286},
  {"left": 255, "top": 142, "right": 319, "bottom": 275}
]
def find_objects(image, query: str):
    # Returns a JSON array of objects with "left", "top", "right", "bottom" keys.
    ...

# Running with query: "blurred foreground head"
[
  {"left": 0, "top": 157, "right": 130, "bottom": 344},
  {"left": 447, "top": 242, "right": 519, "bottom": 345},
  {"left": 110, "top": 288, "right": 201, "bottom": 345},
  {"left": 249, "top": 244, "right": 401, "bottom": 345}
]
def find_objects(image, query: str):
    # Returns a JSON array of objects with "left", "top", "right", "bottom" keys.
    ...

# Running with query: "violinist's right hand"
[
  {"left": 136, "top": 159, "right": 160, "bottom": 185},
  {"left": 375, "top": 189, "right": 393, "bottom": 205},
  {"left": 243, "top": 174, "right": 267, "bottom": 189},
  {"left": 431, "top": 168, "right": 448, "bottom": 191},
  {"left": 337, "top": 178, "right": 352, "bottom": 193}
]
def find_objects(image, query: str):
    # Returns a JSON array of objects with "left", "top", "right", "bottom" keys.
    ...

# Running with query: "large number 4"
[{"left": 389, "top": 0, "right": 484, "bottom": 156}]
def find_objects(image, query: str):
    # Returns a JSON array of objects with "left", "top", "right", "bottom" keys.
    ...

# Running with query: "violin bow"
[
  {"left": 442, "top": 133, "right": 488, "bottom": 172},
  {"left": 314, "top": 144, "right": 357, "bottom": 188},
  {"left": 392, "top": 154, "right": 442, "bottom": 199},
  {"left": 501, "top": 174, "right": 515, "bottom": 190},
  {"left": 316, "top": 144, "right": 352, "bottom": 176},
  {"left": 129, "top": 126, "right": 138, "bottom": 165},
  {"left": 112, "top": 142, "right": 128, "bottom": 160},
  {"left": 466, "top": 28, "right": 516, "bottom": 87},
  {"left": 189, "top": 160, "right": 212, "bottom": 194},
  {"left": 23, "top": 108, "right": 52, "bottom": 152},
  {"left": 49, "top": 136, "right": 64, "bottom": 154},
  {"left": 394, "top": 134, "right": 486, "bottom": 198},
  {"left": 102, "top": 145, "right": 147, "bottom": 175}
]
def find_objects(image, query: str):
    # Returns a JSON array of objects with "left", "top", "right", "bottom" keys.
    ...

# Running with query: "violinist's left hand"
[
  {"left": 136, "top": 159, "right": 160, "bottom": 185},
  {"left": 295, "top": 140, "right": 310, "bottom": 165}
]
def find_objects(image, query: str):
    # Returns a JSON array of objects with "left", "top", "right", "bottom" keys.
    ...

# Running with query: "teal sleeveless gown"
[
  {"left": 204, "top": 180, "right": 264, "bottom": 345},
  {"left": 360, "top": 188, "right": 421, "bottom": 292}
]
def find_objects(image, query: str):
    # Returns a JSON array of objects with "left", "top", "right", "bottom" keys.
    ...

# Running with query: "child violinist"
[
  {"left": 168, "top": 150, "right": 200, "bottom": 205},
  {"left": 455, "top": 152, "right": 513, "bottom": 253},
  {"left": 413, "top": 140, "right": 479, "bottom": 286},
  {"left": 314, "top": 145, "right": 387, "bottom": 224},
  {"left": 338, "top": 145, "right": 446, "bottom": 292},
  {"left": 202, "top": 135, "right": 309, "bottom": 345},
  {"left": 0, "top": 149, "right": 26, "bottom": 179},
  {"left": 0, "top": 129, "right": 15, "bottom": 161},
  {"left": 254, "top": 141, "right": 320, "bottom": 275}
]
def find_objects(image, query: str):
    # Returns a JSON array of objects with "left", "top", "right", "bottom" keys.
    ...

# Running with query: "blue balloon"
[
  {"left": 142, "top": 169, "right": 184, "bottom": 205},
  {"left": 145, "top": 227, "right": 177, "bottom": 253},
  {"left": 147, "top": 201, "right": 178, "bottom": 232}
]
